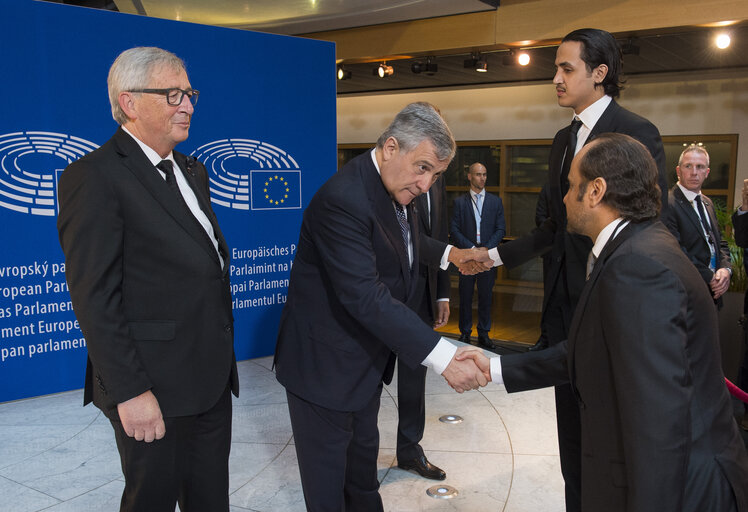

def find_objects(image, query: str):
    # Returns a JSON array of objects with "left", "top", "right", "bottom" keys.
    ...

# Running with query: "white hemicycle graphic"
[
  {"left": 0, "top": 131, "right": 98, "bottom": 216},
  {"left": 191, "top": 139, "right": 302, "bottom": 211}
]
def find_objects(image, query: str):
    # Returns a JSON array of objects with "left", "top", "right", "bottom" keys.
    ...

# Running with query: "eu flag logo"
[{"left": 250, "top": 170, "right": 302, "bottom": 210}]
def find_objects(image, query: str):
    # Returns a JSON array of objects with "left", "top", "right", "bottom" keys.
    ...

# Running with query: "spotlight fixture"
[
  {"left": 517, "top": 51, "right": 530, "bottom": 66},
  {"left": 621, "top": 38, "right": 640, "bottom": 56},
  {"left": 337, "top": 65, "right": 352, "bottom": 80},
  {"left": 716, "top": 33, "right": 731, "bottom": 49},
  {"left": 464, "top": 53, "right": 487, "bottom": 72},
  {"left": 373, "top": 62, "right": 394, "bottom": 78},
  {"left": 411, "top": 56, "right": 438, "bottom": 75}
]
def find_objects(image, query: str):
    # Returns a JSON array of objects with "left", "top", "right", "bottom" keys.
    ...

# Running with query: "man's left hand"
[
  {"left": 710, "top": 268, "right": 731, "bottom": 299},
  {"left": 433, "top": 301, "right": 450, "bottom": 328}
]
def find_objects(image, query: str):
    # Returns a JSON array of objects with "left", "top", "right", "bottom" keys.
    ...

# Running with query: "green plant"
[{"left": 713, "top": 200, "right": 747, "bottom": 292}]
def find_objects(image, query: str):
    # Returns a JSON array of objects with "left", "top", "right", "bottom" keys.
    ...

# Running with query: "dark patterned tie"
[
  {"left": 394, "top": 202, "right": 411, "bottom": 267},
  {"left": 561, "top": 117, "right": 583, "bottom": 196}
]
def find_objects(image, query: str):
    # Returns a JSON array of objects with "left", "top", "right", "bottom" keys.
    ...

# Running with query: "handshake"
[
  {"left": 448, "top": 247, "right": 494, "bottom": 275},
  {"left": 442, "top": 346, "right": 493, "bottom": 393}
]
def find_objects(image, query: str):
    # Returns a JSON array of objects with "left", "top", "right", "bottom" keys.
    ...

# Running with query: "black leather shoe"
[
  {"left": 527, "top": 336, "right": 548, "bottom": 352},
  {"left": 398, "top": 455, "right": 446, "bottom": 480},
  {"left": 458, "top": 332, "right": 471, "bottom": 344},
  {"left": 478, "top": 333, "right": 497, "bottom": 350}
]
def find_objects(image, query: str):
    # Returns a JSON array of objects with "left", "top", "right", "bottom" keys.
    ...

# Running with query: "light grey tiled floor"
[{"left": 0, "top": 356, "right": 564, "bottom": 511}]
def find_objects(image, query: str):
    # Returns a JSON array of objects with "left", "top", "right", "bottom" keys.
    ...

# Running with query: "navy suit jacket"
[
  {"left": 502, "top": 221, "right": 748, "bottom": 512},
  {"left": 450, "top": 191, "right": 505, "bottom": 249},
  {"left": 274, "top": 151, "right": 448, "bottom": 411}
]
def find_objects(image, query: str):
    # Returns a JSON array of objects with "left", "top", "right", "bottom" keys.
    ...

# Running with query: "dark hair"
[
  {"left": 577, "top": 133, "right": 660, "bottom": 221},
  {"left": 563, "top": 28, "right": 624, "bottom": 98}
]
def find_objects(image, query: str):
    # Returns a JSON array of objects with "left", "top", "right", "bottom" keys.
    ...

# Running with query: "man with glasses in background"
[{"left": 58, "top": 47, "right": 237, "bottom": 512}]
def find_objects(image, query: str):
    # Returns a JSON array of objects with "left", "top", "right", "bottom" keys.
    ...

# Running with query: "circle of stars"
[{"left": 264, "top": 175, "right": 290, "bottom": 205}]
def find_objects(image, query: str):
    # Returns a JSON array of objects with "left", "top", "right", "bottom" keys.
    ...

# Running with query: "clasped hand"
[
  {"left": 442, "top": 346, "right": 492, "bottom": 393},
  {"left": 448, "top": 247, "right": 494, "bottom": 275}
]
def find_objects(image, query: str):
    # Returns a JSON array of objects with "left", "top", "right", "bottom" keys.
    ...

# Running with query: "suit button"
[{"left": 223, "top": 324, "right": 232, "bottom": 333}]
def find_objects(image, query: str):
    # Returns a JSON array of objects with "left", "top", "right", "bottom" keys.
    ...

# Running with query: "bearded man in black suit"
[{"left": 468, "top": 133, "right": 748, "bottom": 512}]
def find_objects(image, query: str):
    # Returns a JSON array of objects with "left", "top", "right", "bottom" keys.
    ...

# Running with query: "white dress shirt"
[
  {"left": 487, "top": 95, "right": 613, "bottom": 266},
  {"left": 122, "top": 126, "right": 223, "bottom": 267}
]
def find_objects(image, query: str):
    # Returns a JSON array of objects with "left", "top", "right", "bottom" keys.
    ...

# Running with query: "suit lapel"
[
  {"left": 362, "top": 157, "right": 412, "bottom": 288},
  {"left": 672, "top": 186, "right": 705, "bottom": 237},
  {"left": 567, "top": 221, "right": 643, "bottom": 388},
  {"left": 586, "top": 99, "right": 620, "bottom": 140},
  {"left": 112, "top": 129, "right": 221, "bottom": 268}
]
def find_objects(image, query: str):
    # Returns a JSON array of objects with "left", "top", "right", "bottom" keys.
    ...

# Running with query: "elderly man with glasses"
[{"left": 57, "top": 47, "right": 237, "bottom": 512}]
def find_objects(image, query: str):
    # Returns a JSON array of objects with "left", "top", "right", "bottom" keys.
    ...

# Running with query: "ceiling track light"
[
  {"left": 373, "top": 62, "right": 394, "bottom": 78},
  {"left": 517, "top": 51, "right": 531, "bottom": 66},
  {"left": 464, "top": 53, "right": 488, "bottom": 72},
  {"left": 411, "top": 56, "right": 438, "bottom": 75},
  {"left": 337, "top": 65, "right": 352, "bottom": 80}
]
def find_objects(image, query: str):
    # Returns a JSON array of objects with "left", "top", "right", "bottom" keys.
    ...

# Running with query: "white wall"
[{"left": 337, "top": 69, "right": 748, "bottom": 205}]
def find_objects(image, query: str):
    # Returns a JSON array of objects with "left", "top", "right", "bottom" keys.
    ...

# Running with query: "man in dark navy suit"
[
  {"left": 274, "top": 102, "right": 491, "bottom": 512},
  {"left": 450, "top": 162, "right": 505, "bottom": 350}
]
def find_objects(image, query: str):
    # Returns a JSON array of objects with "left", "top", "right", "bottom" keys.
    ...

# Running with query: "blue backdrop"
[{"left": 0, "top": 1, "right": 336, "bottom": 402}]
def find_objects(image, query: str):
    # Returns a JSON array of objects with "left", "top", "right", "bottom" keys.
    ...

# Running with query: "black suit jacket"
[
  {"left": 498, "top": 99, "right": 667, "bottom": 329},
  {"left": 450, "top": 191, "right": 505, "bottom": 249},
  {"left": 664, "top": 185, "right": 731, "bottom": 292},
  {"left": 415, "top": 176, "right": 450, "bottom": 309},
  {"left": 502, "top": 221, "right": 748, "bottom": 512},
  {"left": 57, "top": 128, "right": 238, "bottom": 420},
  {"left": 274, "top": 151, "right": 447, "bottom": 411}
]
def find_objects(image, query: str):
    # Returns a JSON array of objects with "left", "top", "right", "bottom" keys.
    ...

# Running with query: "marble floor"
[{"left": 0, "top": 354, "right": 564, "bottom": 512}]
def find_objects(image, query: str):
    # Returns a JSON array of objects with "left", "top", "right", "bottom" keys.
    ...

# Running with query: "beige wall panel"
[{"left": 337, "top": 70, "right": 748, "bottom": 205}]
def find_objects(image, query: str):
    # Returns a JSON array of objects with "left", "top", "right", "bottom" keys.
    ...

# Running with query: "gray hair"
[
  {"left": 107, "top": 47, "right": 186, "bottom": 125},
  {"left": 678, "top": 143, "right": 710, "bottom": 167},
  {"left": 376, "top": 102, "right": 456, "bottom": 162}
]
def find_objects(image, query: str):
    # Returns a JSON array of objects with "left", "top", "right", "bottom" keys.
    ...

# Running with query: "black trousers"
[
  {"left": 110, "top": 384, "right": 232, "bottom": 512},
  {"left": 458, "top": 268, "right": 496, "bottom": 335},
  {"left": 396, "top": 289, "right": 432, "bottom": 461},
  {"left": 287, "top": 387, "right": 384, "bottom": 512},
  {"left": 544, "top": 290, "right": 582, "bottom": 512}
]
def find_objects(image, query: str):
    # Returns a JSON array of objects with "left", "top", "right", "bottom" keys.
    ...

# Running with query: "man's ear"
[
  {"left": 592, "top": 63, "right": 608, "bottom": 86},
  {"left": 119, "top": 92, "right": 137, "bottom": 120},
  {"left": 588, "top": 177, "right": 607, "bottom": 207},
  {"left": 380, "top": 136, "right": 399, "bottom": 162}
]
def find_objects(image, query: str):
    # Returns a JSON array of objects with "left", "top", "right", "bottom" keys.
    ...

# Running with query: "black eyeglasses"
[{"left": 128, "top": 88, "right": 199, "bottom": 106}]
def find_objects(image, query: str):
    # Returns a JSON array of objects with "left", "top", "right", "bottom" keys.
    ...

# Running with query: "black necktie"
[
  {"left": 157, "top": 160, "right": 192, "bottom": 213},
  {"left": 561, "top": 117, "right": 583, "bottom": 196},
  {"left": 694, "top": 195, "right": 713, "bottom": 237},
  {"left": 394, "top": 203, "right": 411, "bottom": 267}
]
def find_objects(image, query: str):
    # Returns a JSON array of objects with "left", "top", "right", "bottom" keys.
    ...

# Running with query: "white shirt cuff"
[
  {"left": 440, "top": 245, "right": 454, "bottom": 270},
  {"left": 488, "top": 247, "right": 503, "bottom": 267},
  {"left": 490, "top": 355, "right": 504, "bottom": 385},
  {"left": 422, "top": 337, "right": 457, "bottom": 375}
]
